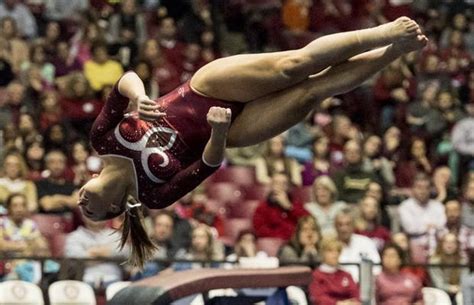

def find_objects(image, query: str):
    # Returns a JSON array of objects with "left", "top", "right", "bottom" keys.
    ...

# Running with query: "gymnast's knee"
[{"left": 276, "top": 54, "right": 311, "bottom": 79}]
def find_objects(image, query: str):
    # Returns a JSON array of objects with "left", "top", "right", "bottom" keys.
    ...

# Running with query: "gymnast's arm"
[{"left": 148, "top": 107, "right": 231, "bottom": 209}]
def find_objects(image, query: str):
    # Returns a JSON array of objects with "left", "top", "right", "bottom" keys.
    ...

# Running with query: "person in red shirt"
[
  {"left": 79, "top": 18, "right": 427, "bottom": 268},
  {"left": 253, "top": 173, "right": 308, "bottom": 240},
  {"left": 309, "top": 238, "right": 360, "bottom": 305}
]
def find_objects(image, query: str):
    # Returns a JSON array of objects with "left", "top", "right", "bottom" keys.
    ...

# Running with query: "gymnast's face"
[{"left": 78, "top": 177, "right": 125, "bottom": 221}]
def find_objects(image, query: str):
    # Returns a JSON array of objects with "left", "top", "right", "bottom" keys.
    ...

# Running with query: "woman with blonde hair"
[
  {"left": 0, "top": 153, "right": 37, "bottom": 212},
  {"left": 278, "top": 215, "right": 321, "bottom": 265},
  {"left": 309, "top": 238, "right": 360, "bottom": 305},
  {"left": 305, "top": 176, "right": 346, "bottom": 236}
]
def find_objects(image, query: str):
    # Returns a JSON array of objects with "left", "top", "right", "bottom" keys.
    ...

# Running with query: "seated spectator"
[
  {"left": 0, "top": 152, "right": 37, "bottom": 212},
  {"left": 432, "top": 165, "right": 458, "bottom": 204},
  {"left": 45, "top": 0, "right": 88, "bottom": 22},
  {"left": 395, "top": 138, "right": 432, "bottom": 188},
  {"left": 328, "top": 114, "right": 353, "bottom": 169},
  {"left": 0, "top": 194, "right": 49, "bottom": 282},
  {"left": 20, "top": 43, "right": 55, "bottom": 86},
  {"left": 462, "top": 178, "right": 474, "bottom": 230},
  {"left": 361, "top": 135, "right": 395, "bottom": 187},
  {"left": 253, "top": 173, "right": 308, "bottom": 240},
  {"left": 172, "top": 224, "right": 224, "bottom": 271},
  {"left": 442, "top": 200, "right": 474, "bottom": 258},
  {"left": 364, "top": 181, "right": 391, "bottom": 228},
  {"left": 461, "top": 250, "right": 474, "bottom": 305},
  {"left": 392, "top": 232, "right": 430, "bottom": 286},
  {"left": 51, "top": 41, "right": 82, "bottom": 77},
  {"left": 305, "top": 176, "right": 346, "bottom": 236},
  {"left": 375, "top": 244, "right": 424, "bottom": 305},
  {"left": 309, "top": 238, "right": 360, "bottom": 305},
  {"left": 255, "top": 135, "right": 302, "bottom": 186},
  {"left": 332, "top": 140, "right": 377, "bottom": 204},
  {"left": 407, "top": 81, "right": 439, "bottom": 134},
  {"left": 157, "top": 17, "right": 186, "bottom": 67},
  {"left": 399, "top": 173, "right": 446, "bottom": 259},
  {"left": 354, "top": 196, "right": 391, "bottom": 252},
  {"left": 335, "top": 208, "right": 381, "bottom": 282},
  {"left": 108, "top": 0, "right": 146, "bottom": 46},
  {"left": 225, "top": 142, "right": 265, "bottom": 167},
  {"left": 133, "top": 61, "right": 158, "bottom": 99},
  {"left": 285, "top": 111, "right": 321, "bottom": 164},
  {"left": 0, "top": 0, "right": 37, "bottom": 38},
  {"left": 69, "top": 140, "right": 96, "bottom": 187},
  {"left": 24, "top": 140, "right": 45, "bottom": 182},
  {"left": 227, "top": 229, "right": 268, "bottom": 263},
  {"left": 17, "top": 112, "right": 41, "bottom": 147},
  {"left": 429, "top": 232, "right": 468, "bottom": 300},
  {"left": 38, "top": 91, "right": 62, "bottom": 132},
  {"left": 426, "top": 90, "right": 466, "bottom": 140},
  {"left": 0, "top": 17, "right": 29, "bottom": 73},
  {"left": 70, "top": 21, "right": 105, "bottom": 66},
  {"left": 65, "top": 214, "right": 128, "bottom": 288},
  {"left": 301, "top": 135, "right": 331, "bottom": 186},
  {"left": 83, "top": 42, "right": 123, "bottom": 92},
  {"left": 382, "top": 127, "right": 402, "bottom": 167},
  {"left": 36, "top": 150, "right": 78, "bottom": 214},
  {"left": 278, "top": 215, "right": 321, "bottom": 266}
]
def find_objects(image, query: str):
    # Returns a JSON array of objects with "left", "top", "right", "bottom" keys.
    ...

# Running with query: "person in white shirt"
[
  {"left": 399, "top": 173, "right": 446, "bottom": 257},
  {"left": 335, "top": 208, "right": 381, "bottom": 282}
]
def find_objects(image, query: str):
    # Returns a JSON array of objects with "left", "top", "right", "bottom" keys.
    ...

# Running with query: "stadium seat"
[
  {"left": 31, "top": 214, "right": 68, "bottom": 237},
  {"left": 291, "top": 186, "right": 313, "bottom": 203},
  {"left": 0, "top": 280, "right": 44, "bottom": 305},
  {"left": 206, "top": 182, "right": 243, "bottom": 205},
  {"left": 48, "top": 280, "right": 96, "bottom": 305},
  {"left": 242, "top": 184, "right": 270, "bottom": 201},
  {"left": 422, "top": 287, "right": 452, "bottom": 305},
  {"left": 257, "top": 238, "right": 286, "bottom": 257},
  {"left": 223, "top": 218, "right": 253, "bottom": 242},
  {"left": 230, "top": 199, "right": 260, "bottom": 219},
  {"left": 106, "top": 281, "right": 132, "bottom": 301},
  {"left": 210, "top": 166, "right": 256, "bottom": 186}
]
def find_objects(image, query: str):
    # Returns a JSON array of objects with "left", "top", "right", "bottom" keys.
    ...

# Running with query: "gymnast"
[{"left": 77, "top": 17, "right": 427, "bottom": 267}]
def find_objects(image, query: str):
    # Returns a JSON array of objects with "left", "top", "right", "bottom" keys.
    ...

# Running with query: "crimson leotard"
[{"left": 90, "top": 80, "right": 244, "bottom": 209}]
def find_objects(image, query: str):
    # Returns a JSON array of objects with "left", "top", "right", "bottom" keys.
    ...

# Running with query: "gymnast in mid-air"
[{"left": 77, "top": 17, "right": 427, "bottom": 266}]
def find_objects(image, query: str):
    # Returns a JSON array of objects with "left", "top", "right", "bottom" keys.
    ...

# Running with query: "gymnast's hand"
[
  {"left": 207, "top": 107, "right": 232, "bottom": 133},
  {"left": 135, "top": 95, "right": 166, "bottom": 121}
]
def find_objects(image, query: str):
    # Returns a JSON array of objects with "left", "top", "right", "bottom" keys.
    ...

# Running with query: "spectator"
[
  {"left": 361, "top": 134, "right": 395, "bottom": 187},
  {"left": 24, "top": 140, "right": 45, "bottom": 182},
  {"left": 278, "top": 215, "right": 321, "bottom": 265},
  {"left": 432, "top": 165, "right": 458, "bottom": 204},
  {"left": 354, "top": 196, "right": 391, "bottom": 252},
  {"left": 0, "top": 0, "right": 37, "bottom": 38},
  {"left": 391, "top": 232, "right": 430, "bottom": 286},
  {"left": 426, "top": 90, "right": 466, "bottom": 140},
  {"left": 399, "top": 173, "right": 446, "bottom": 258},
  {"left": 382, "top": 126, "right": 402, "bottom": 166},
  {"left": 108, "top": 0, "right": 146, "bottom": 45},
  {"left": 157, "top": 16, "right": 186, "bottom": 67},
  {"left": 225, "top": 142, "right": 266, "bottom": 167},
  {"left": 17, "top": 113, "right": 41, "bottom": 148},
  {"left": 39, "top": 91, "right": 62, "bottom": 132},
  {"left": 70, "top": 21, "right": 106, "bottom": 66},
  {"left": 332, "top": 140, "right": 377, "bottom": 204},
  {"left": 84, "top": 42, "right": 124, "bottom": 92},
  {"left": 302, "top": 134, "right": 331, "bottom": 186},
  {"left": 305, "top": 176, "right": 346, "bottom": 236},
  {"left": 200, "top": 29, "right": 220, "bottom": 65},
  {"left": 428, "top": 232, "right": 468, "bottom": 299},
  {"left": 179, "top": 43, "right": 204, "bottom": 83},
  {"left": 328, "top": 114, "right": 353, "bottom": 168},
  {"left": 51, "top": 41, "right": 82, "bottom": 78},
  {"left": 375, "top": 243, "right": 424, "bottom": 305},
  {"left": 395, "top": 138, "right": 433, "bottom": 188},
  {"left": 36, "top": 150, "right": 78, "bottom": 214},
  {"left": 407, "top": 81, "right": 439, "bottom": 134},
  {"left": 65, "top": 214, "right": 128, "bottom": 288},
  {"left": 309, "top": 238, "right": 360, "bottom": 305},
  {"left": 227, "top": 229, "right": 268, "bottom": 263},
  {"left": 39, "top": 21, "right": 62, "bottom": 59},
  {"left": 0, "top": 152, "right": 37, "bottom": 212},
  {"left": 253, "top": 173, "right": 308, "bottom": 240},
  {"left": 21, "top": 43, "right": 55, "bottom": 86},
  {"left": 462, "top": 178, "right": 474, "bottom": 230},
  {"left": 335, "top": 208, "right": 381, "bottom": 282},
  {"left": 69, "top": 140, "right": 95, "bottom": 187},
  {"left": 43, "top": 123, "right": 70, "bottom": 153},
  {"left": 2, "top": 81, "right": 34, "bottom": 129},
  {"left": 0, "top": 16, "right": 29, "bottom": 73},
  {"left": 0, "top": 193, "right": 49, "bottom": 282},
  {"left": 172, "top": 224, "right": 224, "bottom": 271},
  {"left": 442, "top": 200, "right": 474, "bottom": 258},
  {"left": 133, "top": 61, "right": 158, "bottom": 99},
  {"left": 255, "top": 135, "right": 302, "bottom": 186},
  {"left": 45, "top": 0, "right": 88, "bottom": 22}
]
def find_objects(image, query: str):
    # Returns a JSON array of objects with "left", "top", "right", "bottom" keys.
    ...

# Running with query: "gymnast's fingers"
[
  {"left": 139, "top": 110, "right": 166, "bottom": 121},
  {"left": 139, "top": 103, "right": 159, "bottom": 111}
]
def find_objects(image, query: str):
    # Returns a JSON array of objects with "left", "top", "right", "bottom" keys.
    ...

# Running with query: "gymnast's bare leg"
[
  {"left": 191, "top": 17, "right": 420, "bottom": 102},
  {"left": 226, "top": 35, "right": 428, "bottom": 147}
]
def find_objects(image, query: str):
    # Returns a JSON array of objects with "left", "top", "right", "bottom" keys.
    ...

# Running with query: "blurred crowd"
[{"left": 0, "top": 0, "right": 473, "bottom": 304}]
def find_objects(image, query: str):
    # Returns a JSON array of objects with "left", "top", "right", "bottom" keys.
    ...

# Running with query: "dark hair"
[
  {"left": 100, "top": 197, "right": 156, "bottom": 269},
  {"left": 382, "top": 243, "right": 406, "bottom": 267},
  {"left": 289, "top": 215, "right": 321, "bottom": 256},
  {"left": 5, "top": 193, "right": 27, "bottom": 209}
]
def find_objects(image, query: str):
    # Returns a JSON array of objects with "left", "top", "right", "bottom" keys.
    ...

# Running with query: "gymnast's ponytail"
[{"left": 119, "top": 197, "right": 157, "bottom": 269}]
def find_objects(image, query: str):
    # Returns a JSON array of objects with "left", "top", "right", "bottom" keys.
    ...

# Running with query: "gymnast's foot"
[
  {"left": 375, "top": 17, "right": 421, "bottom": 44},
  {"left": 393, "top": 34, "right": 429, "bottom": 53}
]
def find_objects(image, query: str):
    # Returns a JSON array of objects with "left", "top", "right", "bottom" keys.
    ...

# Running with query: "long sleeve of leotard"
[
  {"left": 146, "top": 158, "right": 220, "bottom": 209},
  {"left": 90, "top": 84, "right": 130, "bottom": 152}
]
